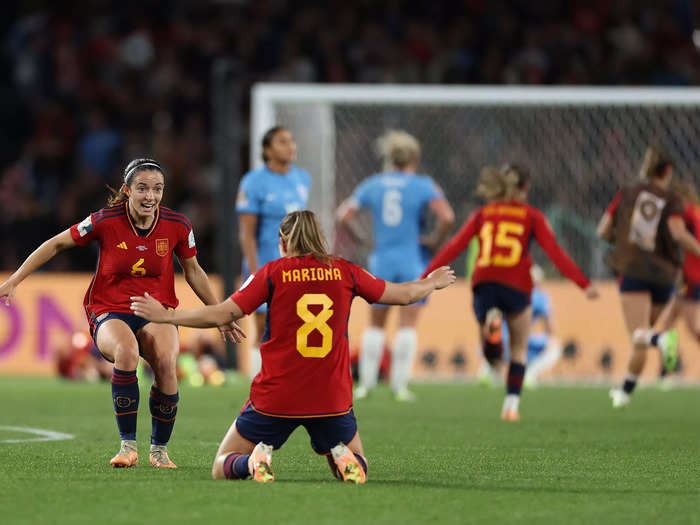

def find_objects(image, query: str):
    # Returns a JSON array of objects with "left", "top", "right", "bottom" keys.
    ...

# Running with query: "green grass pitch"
[{"left": 1, "top": 377, "right": 698, "bottom": 525}]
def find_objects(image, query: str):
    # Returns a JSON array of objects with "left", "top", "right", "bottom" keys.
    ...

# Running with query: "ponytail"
[
  {"left": 476, "top": 164, "right": 529, "bottom": 201},
  {"left": 639, "top": 146, "right": 672, "bottom": 180},
  {"left": 106, "top": 185, "right": 129, "bottom": 206},
  {"left": 278, "top": 210, "right": 332, "bottom": 265}
]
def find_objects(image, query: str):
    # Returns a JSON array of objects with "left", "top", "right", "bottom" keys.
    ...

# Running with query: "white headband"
[{"left": 124, "top": 162, "right": 162, "bottom": 184}]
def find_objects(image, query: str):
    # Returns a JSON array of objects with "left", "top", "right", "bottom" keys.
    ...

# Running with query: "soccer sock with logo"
[
  {"left": 622, "top": 372, "right": 638, "bottom": 394},
  {"left": 359, "top": 327, "right": 385, "bottom": 390},
  {"left": 223, "top": 453, "right": 251, "bottom": 479},
  {"left": 149, "top": 386, "right": 179, "bottom": 446},
  {"left": 111, "top": 368, "right": 139, "bottom": 441},
  {"left": 390, "top": 327, "right": 417, "bottom": 393}
]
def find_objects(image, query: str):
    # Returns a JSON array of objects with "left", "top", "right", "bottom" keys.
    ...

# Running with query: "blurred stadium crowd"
[{"left": 0, "top": 0, "right": 697, "bottom": 272}]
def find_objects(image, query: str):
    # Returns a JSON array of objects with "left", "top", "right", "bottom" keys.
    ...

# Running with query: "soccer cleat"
[
  {"left": 658, "top": 329, "right": 679, "bottom": 372},
  {"left": 248, "top": 442, "right": 274, "bottom": 483},
  {"left": 149, "top": 445, "right": 178, "bottom": 469},
  {"left": 353, "top": 385, "right": 370, "bottom": 400},
  {"left": 500, "top": 409, "right": 520, "bottom": 422},
  {"left": 110, "top": 440, "right": 138, "bottom": 468},
  {"left": 330, "top": 443, "right": 366, "bottom": 484},
  {"left": 609, "top": 388, "right": 631, "bottom": 409},
  {"left": 393, "top": 388, "right": 416, "bottom": 402},
  {"left": 484, "top": 308, "right": 503, "bottom": 345}
]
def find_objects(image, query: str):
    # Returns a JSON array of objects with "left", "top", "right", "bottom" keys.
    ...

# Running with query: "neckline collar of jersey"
[
  {"left": 125, "top": 202, "right": 160, "bottom": 238},
  {"left": 264, "top": 164, "right": 293, "bottom": 176}
]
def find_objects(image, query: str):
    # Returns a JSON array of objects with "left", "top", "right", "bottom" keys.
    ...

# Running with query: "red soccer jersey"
[
  {"left": 230, "top": 254, "right": 386, "bottom": 418},
  {"left": 69, "top": 202, "right": 197, "bottom": 327},
  {"left": 423, "top": 200, "right": 589, "bottom": 294},
  {"left": 683, "top": 204, "right": 700, "bottom": 285}
]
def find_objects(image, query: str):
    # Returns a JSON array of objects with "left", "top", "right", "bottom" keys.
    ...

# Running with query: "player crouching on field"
[{"left": 131, "top": 210, "right": 456, "bottom": 483}]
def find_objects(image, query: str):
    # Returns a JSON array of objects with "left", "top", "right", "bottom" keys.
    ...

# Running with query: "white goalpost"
[{"left": 251, "top": 83, "right": 700, "bottom": 278}]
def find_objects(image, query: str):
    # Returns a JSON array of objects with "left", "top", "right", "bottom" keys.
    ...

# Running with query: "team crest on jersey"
[{"left": 156, "top": 238, "right": 169, "bottom": 257}]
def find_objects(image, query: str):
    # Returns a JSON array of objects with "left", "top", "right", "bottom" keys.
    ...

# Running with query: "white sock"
[
  {"left": 525, "top": 338, "right": 562, "bottom": 382},
  {"left": 390, "top": 328, "right": 417, "bottom": 393},
  {"left": 359, "top": 327, "right": 385, "bottom": 390},
  {"left": 249, "top": 347, "right": 261, "bottom": 380},
  {"left": 632, "top": 328, "right": 653, "bottom": 346},
  {"left": 503, "top": 394, "right": 520, "bottom": 413}
]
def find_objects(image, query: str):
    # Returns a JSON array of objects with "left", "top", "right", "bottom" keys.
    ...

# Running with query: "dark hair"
[
  {"left": 107, "top": 158, "right": 165, "bottom": 206},
  {"left": 639, "top": 146, "right": 672, "bottom": 180},
  {"left": 261, "top": 126, "right": 287, "bottom": 162}
]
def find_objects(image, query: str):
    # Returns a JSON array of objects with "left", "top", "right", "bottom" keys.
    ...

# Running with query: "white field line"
[{"left": 0, "top": 426, "right": 75, "bottom": 444}]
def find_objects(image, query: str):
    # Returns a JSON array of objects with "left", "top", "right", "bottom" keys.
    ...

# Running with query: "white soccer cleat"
[
  {"left": 248, "top": 442, "right": 274, "bottom": 483},
  {"left": 393, "top": 388, "right": 416, "bottom": 402},
  {"left": 609, "top": 388, "right": 630, "bottom": 409},
  {"left": 353, "top": 385, "right": 370, "bottom": 400}
]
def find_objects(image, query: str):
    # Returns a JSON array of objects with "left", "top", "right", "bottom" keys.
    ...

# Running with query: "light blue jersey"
[
  {"left": 236, "top": 164, "right": 311, "bottom": 270},
  {"left": 501, "top": 287, "right": 552, "bottom": 361},
  {"left": 352, "top": 172, "right": 440, "bottom": 282}
]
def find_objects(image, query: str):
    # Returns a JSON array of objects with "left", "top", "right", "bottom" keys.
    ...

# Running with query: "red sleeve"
[
  {"left": 229, "top": 265, "right": 271, "bottom": 314},
  {"left": 350, "top": 263, "right": 386, "bottom": 303},
  {"left": 605, "top": 191, "right": 622, "bottom": 217},
  {"left": 175, "top": 223, "right": 197, "bottom": 259},
  {"left": 69, "top": 212, "right": 101, "bottom": 246},
  {"left": 421, "top": 210, "right": 480, "bottom": 278},
  {"left": 532, "top": 209, "right": 590, "bottom": 290}
]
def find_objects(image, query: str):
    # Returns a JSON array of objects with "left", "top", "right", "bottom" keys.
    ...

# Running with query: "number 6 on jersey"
[{"left": 296, "top": 293, "right": 334, "bottom": 358}]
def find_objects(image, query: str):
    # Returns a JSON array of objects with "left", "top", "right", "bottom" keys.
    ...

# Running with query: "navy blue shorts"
[
  {"left": 90, "top": 312, "right": 150, "bottom": 361},
  {"left": 683, "top": 283, "right": 700, "bottom": 301},
  {"left": 235, "top": 401, "right": 358, "bottom": 455},
  {"left": 619, "top": 276, "right": 675, "bottom": 305},
  {"left": 472, "top": 282, "right": 530, "bottom": 322}
]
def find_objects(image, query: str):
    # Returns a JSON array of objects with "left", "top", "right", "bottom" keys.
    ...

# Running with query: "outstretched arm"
[
  {"left": 0, "top": 229, "right": 76, "bottom": 305},
  {"left": 377, "top": 266, "right": 456, "bottom": 305},
  {"left": 179, "top": 255, "right": 246, "bottom": 343},
  {"left": 130, "top": 294, "right": 246, "bottom": 330},
  {"left": 422, "top": 212, "right": 479, "bottom": 278}
]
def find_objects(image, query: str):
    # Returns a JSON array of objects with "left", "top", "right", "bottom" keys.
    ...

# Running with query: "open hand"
[
  {"left": 218, "top": 321, "right": 247, "bottom": 344},
  {"left": 585, "top": 284, "right": 600, "bottom": 300},
  {"left": 427, "top": 266, "right": 457, "bottom": 290},
  {"left": 0, "top": 280, "right": 17, "bottom": 306},
  {"left": 130, "top": 293, "right": 170, "bottom": 322}
]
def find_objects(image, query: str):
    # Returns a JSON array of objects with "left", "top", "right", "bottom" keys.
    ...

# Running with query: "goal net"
[{"left": 251, "top": 85, "right": 700, "bottom": 279}]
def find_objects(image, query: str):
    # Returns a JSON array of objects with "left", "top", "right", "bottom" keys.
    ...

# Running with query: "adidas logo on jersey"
[{"left": 117, "top": 242, "right": 128, "bottom": 250}]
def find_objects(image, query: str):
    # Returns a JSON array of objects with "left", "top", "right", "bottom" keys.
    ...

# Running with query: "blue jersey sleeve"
[
  {"left": 531, "top": 289, "right": 552, "bottom": 320},
  {"left": 236, "top": 172, "right": 264, "bottom": 215}
]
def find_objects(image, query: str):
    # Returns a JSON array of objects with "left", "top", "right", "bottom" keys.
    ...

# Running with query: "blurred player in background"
[
  {"left": 237, "top": 127, "right": 311, "bottom": 379},
  {"left": 131, "top": 210, "right": 456, "bottom": 483},
  {"left": 423, "top": 164, "right": 597, "bottom": 421},
  {"left": 647, "top": 179, "right": 700, "bottom": 386},
  {"left": 0, "top": 158, "right": 244, "bottom": 469},
  {"left": 477, "top": 265, "right": 562, "bottom": 388},
  {"left": 337, "top": 130, "right": 454, "bottom": 401},
  {"left": 597, "top": 147, "right": 700, "bottom": 408}
]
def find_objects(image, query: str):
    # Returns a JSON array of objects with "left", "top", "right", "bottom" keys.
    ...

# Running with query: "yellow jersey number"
[
  {"left": 476, "top": 221, "right": 525, "bottom": 268},
  {"left": 296, "top": 293, "right": 334, "bottom": 358},
  {"left": 131, "top": 258, "right": 146, "bottom": 277}
]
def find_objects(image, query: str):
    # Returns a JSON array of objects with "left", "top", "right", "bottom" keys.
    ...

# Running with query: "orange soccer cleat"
[
  {"left": 501, "top": 409, "right": 521, "bottom": 422},
  {"left": 330, "top": 443, "right": 366, "bottom": 484},
  {"left": 484, "top": 308, "right": 503, "bottom": 345},
  {"left": 149, "top": 445, "right": 178, "bottom": 469},
  {"left": 110, "top": 440, "right": 139, "bottom": 468},
  {"left": 248, "top": 442, "right": 274, "bottom": 483}
]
